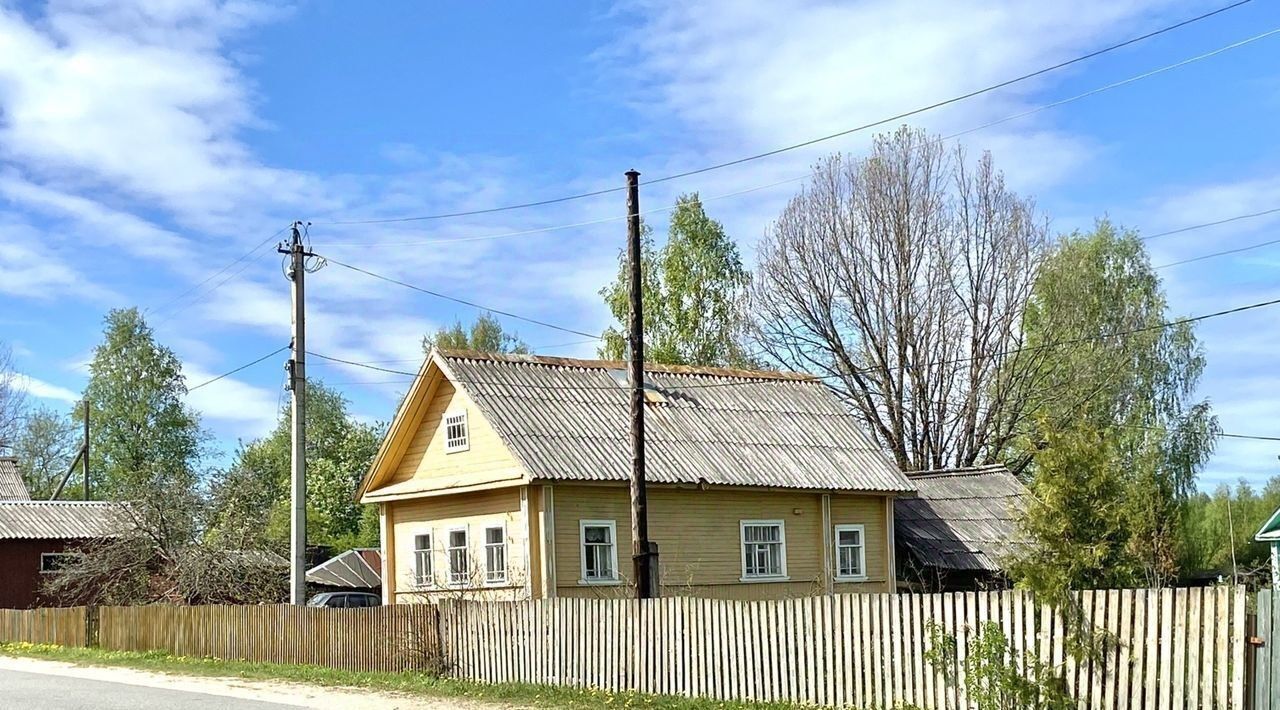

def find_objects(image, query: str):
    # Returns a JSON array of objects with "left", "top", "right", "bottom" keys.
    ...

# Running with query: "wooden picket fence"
[
  {"left": 0, "top": 606, "right": 88, "bottom": 647},
  {"left": 441, "top": 587, "right": 1248, "bottom": 709},
  {"left": 0, "top": 588, "right": 1252, "bottom": 707},
  {"left": 98, "top": 604, "right": 440, "bottom": 672}
]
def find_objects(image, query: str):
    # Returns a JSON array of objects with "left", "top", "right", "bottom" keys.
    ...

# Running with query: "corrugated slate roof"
[
  {"left": 0, "top": 501, "right": 125, "bottom": 539},
  {"left": 0, "top": 458, "right": 30, "bottom": 500},
  {"left": 894, "top": 465, "right": 1030, "bottom": 572},
  {"left": 307, "top": 548, "right": 382, "bottom": 588},
  {"left": 436, "top": 351, "right": 914, "bottom": 493}
]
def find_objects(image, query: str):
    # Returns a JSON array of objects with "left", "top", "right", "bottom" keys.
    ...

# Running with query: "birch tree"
[{"left": 752, "top": 128, "right": 1048, "bottom": 471}]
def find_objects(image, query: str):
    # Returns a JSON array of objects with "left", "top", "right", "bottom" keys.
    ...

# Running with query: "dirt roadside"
[{"left": 0, "top": 655, "right": 513, "bottom": 710}]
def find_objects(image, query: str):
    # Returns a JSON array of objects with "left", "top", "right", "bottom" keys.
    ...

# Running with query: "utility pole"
[
  {"left": 279, "top": 222, "right": 309, "bottom": 605},
  {"left": 82, "top": 403, "right": 89, "bottom": 500},
  {"left": 626, "top": 169, "right": 655, "bottom": 599}
]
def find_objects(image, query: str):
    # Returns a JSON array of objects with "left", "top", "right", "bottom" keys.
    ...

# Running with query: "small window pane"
[
  {"left": 582, "top": 523, "right": 616, "bottom": 581},
  {"left": 444, "top": 412, "right": 469, "bottom": 452},
  {"left": 413, "top": 534, "right": 432, "bottom": 586},
  {"left": 484, "top": 526, "right": 506, "bottom": 584},
  {"left": 741, "top": 523, "right": 784, "bottom": 578},
  {"left": 448, "top": 529, "right": 468, "bottom": 585}
]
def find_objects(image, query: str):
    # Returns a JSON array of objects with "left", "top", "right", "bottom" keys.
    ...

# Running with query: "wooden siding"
[
  {"left": 388, "top": 487, "right": 529, "bottom": 602},
  {"left": 381, "top": 380, "right": 524, "bottom": 492},
  {"left": 551, "top": 484, "right": 891, "bottom": 599},
  {"left": 830, "top": 493, "right": 891, "bottom": 589}
]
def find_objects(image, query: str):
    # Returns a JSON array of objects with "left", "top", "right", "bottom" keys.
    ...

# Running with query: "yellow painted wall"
[
  {"left": 550, "top": 484, "right": 892, "bottom": 599},
  {"left": 382, "top": 380, "right": 524, "bottom": 490},
  {"left": 387, "top": 487, "right": 530, "bottom": 603},
  {"left": 829, "top": 493, "right": 892, "bottom": 592}
]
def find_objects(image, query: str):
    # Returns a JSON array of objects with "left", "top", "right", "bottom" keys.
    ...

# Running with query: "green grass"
[{"left": 0, "top": 642, "right": 805, "bottom": 710}]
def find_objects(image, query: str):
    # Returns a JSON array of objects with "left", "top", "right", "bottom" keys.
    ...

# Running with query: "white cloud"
[
  {"left": 182, "top": 362, "right": 280, "bottom": 437},
  {"left": 19, "top": 374, "right": 79, "bottom": 404}
]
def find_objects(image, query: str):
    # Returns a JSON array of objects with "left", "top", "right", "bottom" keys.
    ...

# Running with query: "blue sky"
[{"left": 3, "top": 0, "right": 1279, "bottom": 489}]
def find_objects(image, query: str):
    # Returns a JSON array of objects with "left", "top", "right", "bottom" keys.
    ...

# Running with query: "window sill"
[
  {"left": 484, "top": 579, "right": 509, "bottom": 587},
  {"left": 738, "top": 575, "right": 791, "bottom": 584},
  {"left": 834, "top": 575, "right": 868, "bottom": 583},
  {"left": 577, "top": 579, "right": 623, "bottom": 586}
]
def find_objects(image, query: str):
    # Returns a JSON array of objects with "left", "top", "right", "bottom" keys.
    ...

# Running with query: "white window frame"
[
  {"left": 739, "top": 519, "right": 789, "bottom": 582},
  {"left": 443, "top": 410, "right": 469, "bottom": 453},
  {"left": 412, "top": 531, "right": 434, "bottom": 588},
  {"left": 483, "top": 523, "right": 507, "bottom": 585},
  {"left": 578, "top": 519, "right": 620, "bottom": 585},
  {"left": 39, "top": 552, "right": 79, "bottom": 574},
  {"left": 447, "top": 526, "right": 470, "bottom": 587},
  {"left": 833, "top": 523, "right": 868, "bottom": 582}
]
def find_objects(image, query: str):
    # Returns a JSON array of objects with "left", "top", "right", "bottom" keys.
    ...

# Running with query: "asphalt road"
[{"left": 0, "top": 668, "right": 296, "bottom": 709}]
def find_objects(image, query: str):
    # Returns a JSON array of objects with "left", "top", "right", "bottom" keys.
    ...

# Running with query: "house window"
[
  {"left": 484, "top": 525, "right": 507, "bottom": 585},
  {"left": 579, "top": 520, "right": 618, "bottom": 584},
  {"left": 444, "top": 411, "right": 469, "bottom": 453},
  {"left": 413, "top": 533, "right": 433, "bottom": 587},
  {"left": 834, "top": 524, "right": 867, "bottom": 580},
  {"left": 40, "top": 552, "right": 79, "bottom": 573},
  {"left": 740, "top": 520, "right": 787, "bottom": 580},
  {"left": 448, "top": 528, "right": 469, "bottom": 586}
]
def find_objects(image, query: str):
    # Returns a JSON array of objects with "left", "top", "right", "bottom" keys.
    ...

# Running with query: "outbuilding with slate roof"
[
  {"left": 358, "top": 349, "right": 916, "bottom": 602},
  {"left": 893, "top": 464, "right": 1031, "bottom": 591},
  {"left": 0, "top": 459, "right": 126, "bottom": 608}
]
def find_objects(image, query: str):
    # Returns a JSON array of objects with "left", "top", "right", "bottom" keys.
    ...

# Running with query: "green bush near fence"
[{"left": 0, "top": 642, "right": 805, "bottom": 710}]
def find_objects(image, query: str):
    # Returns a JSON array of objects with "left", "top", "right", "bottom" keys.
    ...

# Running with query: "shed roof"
[
  {"left": 307, "top": 548, "right": 382, "bottom": 588},
  {"left": 367, "top": 350, "right": 914, "bottom": 495},
  {"left": 0, "top": 501, "right": 125, "bottom": 540},
  {"left": 894, "top": 465, "right": 1030, "bottom": 572},
  {"left": 0, "top": 457, "right": 30, "bottom": 500}
]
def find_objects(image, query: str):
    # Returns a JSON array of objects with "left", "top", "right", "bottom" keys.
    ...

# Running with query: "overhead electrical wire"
[
  {"left": 1156, "top": 234, "right": 1280, "bottom": 269},
  {"left": 312, "top": 0, "right": 1254, "bottom": 227},
  {"left": 317, "top": 255, "right": 602, "bottom": 339},
  {"left": 1143, "top": 206, "right": 1280, "bottom": 242},
  {"left": 148, "top": 226, "right": 291, "bottom": 323},
  {"left": 306, "top": 293, "right": 1280, "bottom": 395},
  {"left": 188, "top": 345, "right": 290, "bottom": 392},
  {"left": 315, "top": 25, "right": 1278, "bottom": 249}
]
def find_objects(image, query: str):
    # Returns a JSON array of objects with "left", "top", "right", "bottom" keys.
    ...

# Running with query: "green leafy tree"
[
  {"left": 206, "top": 380, "right": 382, "bottom": 551},
  {"left": 46, "top": 308, "right": 214, "bottom": 603},
  {"left": 422, "top": 313, "right": 529, "bottom": 354},
  {"left": 600, "top": 194, "right": 753, "bottom": 367},
  {"left": 1013, "top": 221, "right": 1218, "bottom": 588},
  {"left": 81, "top": 308, "right": 206, "bottom": 509},
  {"left": 13, "top": 407, "right": 79, "bottom": 499},
  {"left": 1182, "top": 477, "right": 1280, "bottom": 584}
]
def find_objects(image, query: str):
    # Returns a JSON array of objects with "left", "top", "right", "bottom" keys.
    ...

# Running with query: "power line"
[
  {"left": 1143, "top": 206, "right": 1280, "bottom": 242},
  {"left": 314, "top": 23, "right": 1275, "bottom": 249},
  {"left": 306, "top": 292, "right": 1280, "bottom": 395},
  {"left": 318, "top": 255, "right": 602, "bottom": 339},
  {"left": 187, "top": 345, "right": 289, "bottom": 392},
  {"left": 149, "top": 226, "right": 291, "bottom": 323},
  {"left": 1156, "top": 234, "right": 1280, "bottom": 269},
  {"left": 312, "top": 0, "right": 1253, "bottom": 226}
]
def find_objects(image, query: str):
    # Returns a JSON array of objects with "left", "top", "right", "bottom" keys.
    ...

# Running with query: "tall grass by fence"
[{"left": 0, "top": 587, "right": 1251, "bottom": 708}]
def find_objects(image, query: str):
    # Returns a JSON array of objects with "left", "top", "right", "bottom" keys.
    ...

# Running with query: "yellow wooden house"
[{"left": 357, "top": 350, "right": 915, "bottom": 603}]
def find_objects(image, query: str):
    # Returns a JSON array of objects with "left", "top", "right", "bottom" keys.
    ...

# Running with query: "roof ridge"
[
  {"left": 907, "top": 464, "right": 1011, "bottom": 479},
  {"left": 434, "top": 348, "right": 818, "bottom": 381},
  {"left": 0, "top": 500, "right": 120, "bottom": 506}
]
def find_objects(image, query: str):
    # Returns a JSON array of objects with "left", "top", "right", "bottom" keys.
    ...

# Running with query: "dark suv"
[{"left": 305, "top": 592, "right": 381, "bottom": 608}]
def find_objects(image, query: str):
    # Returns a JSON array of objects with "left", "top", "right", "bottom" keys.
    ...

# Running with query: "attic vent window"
[
  {"left": 444, "top": 411, "right": 469, "bottom": 453},
  {"left": 606, "top": 368, "right": 667, "bottom": 403}
]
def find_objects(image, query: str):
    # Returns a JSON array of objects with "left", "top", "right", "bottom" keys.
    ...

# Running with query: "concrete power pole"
[
  {"left": 279, "top": 223, "right": 309, "bottom": 605},
  {"left": 625, "top": 170, "right": 656, "bottom": 599}
]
